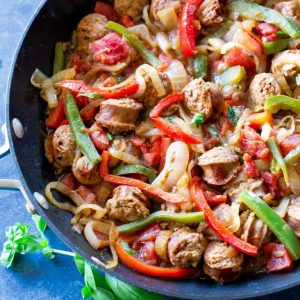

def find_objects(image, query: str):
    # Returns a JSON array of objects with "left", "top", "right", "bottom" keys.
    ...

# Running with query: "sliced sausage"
[
  {"left": 151, "top": 0, "right": 184, "bottom": 21},
  {"left": 77, "top": 13, "right": 108, "bottom": 52},
  {"left": 96, "top": 98, "right": 143, "bottom": 134},
  {"left": 197, "top": 0, "right": 223, "bottom": 26},
  {"left": 106, "top": 185, "right": 149, "bottom": 222},
  {"left": 287, "top": 204, "right": 300, "bottom": 237},
  {"left": 168, "top": 228, "right": 207, "bottom": 267},
  {"left": 114, "top": 0, "right": 149, "bottom": 22}
]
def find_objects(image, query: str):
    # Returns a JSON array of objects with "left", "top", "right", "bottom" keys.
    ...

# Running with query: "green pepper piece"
[
  {"left": 263, "top": 39, "right": 290, "bottom": 55},
  {"left": 228, "top": 1, "right": 300, "bottom": 39},
  {"left": 215, "top": 66, "right": 246, "bottom": 86},
  {"left": 65, "top": 91, "right": 101, "bottom": 165},
  {"left": 267, "top": 137, "right": 289, "bottom": 186},
  {"left": 265, "top": 95, "right": 300, "bottom": 115},
  {"left": 112, "top": 165, "right": 157, "bottom": 183},
  {"left": 284, "top": 145, "right": 300, "bottom": 165},
  {"left": 191, "top": 113, "right": 205, "bottom": 127},
  {"left": 194, "top": 55, "right": 208, "bottom": 79},
  {"left": 239, "top": 190, "right": 300, "bottom": 260},
  {"left": 117, "top": 211, "right": 205, "bottom": 234},
  {"left": 106, "top": 21, "right": 160, "bottom": 67},
  {"left": 53, "top": 42, "right": 65, "bottom": 75}
]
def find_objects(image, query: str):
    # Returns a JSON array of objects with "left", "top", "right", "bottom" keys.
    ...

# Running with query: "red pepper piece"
[{"left": 95, "top": 1, "right": 118, "bottom": 20}]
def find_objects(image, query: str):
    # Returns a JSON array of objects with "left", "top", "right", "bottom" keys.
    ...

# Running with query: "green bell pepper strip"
[
  {"left": 227, "top": 1, "right": 300, "bottom": 39},
  {"left": 239, "top": 190, "right": 300, "bottom": 260},
  {"left": 53, "top": 42, "right": 65, "bottom": 75},
  {"left": 112, "top": 165, "right": 157, "bottom": 183},
  {"left": 263, "top": 39, "right": 290, "bottom": 55},
  {"left": 106, "top": 21, "right": 160, "bottom": 67},
  {"left": 284, "top": 145, "right": 300, "bottom": 165},
  {"left": 194, "top": 55, "right": 208, "bottom": 79},
  {"left": 215, "top": 66, "right": 246, "bottom": 86},
  {"left": 117, "top": 211, "right": 205, "bottom": 234},
  {"left": 65, "top": 91, "right": 101, "bottom": 165},
  {"left": 265, "top": 95, "right": 300, "bottom": 115},
  {"left": 267, "top": 137, "right": 289, "bottom": 186}
]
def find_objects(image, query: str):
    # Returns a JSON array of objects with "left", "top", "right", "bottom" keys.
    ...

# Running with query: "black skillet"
[{"left": 6, "top": 0, "right": 300, "bottom": 298}]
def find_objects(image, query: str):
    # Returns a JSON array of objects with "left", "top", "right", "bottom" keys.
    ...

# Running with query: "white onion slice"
[
  {"left": 129, "top": 24, "right": 157, "bottom": 48},
  {"left": 165, "top": 60, "right": 189, "bottom": 92},
  {"left": 84, "top": 221, "right": 110, "bottom": 249},
  {"left": 288, "top": 166, "right": 300, "bottom": 196},
  {"left": 261, "top": 122, "right": 272, "bottom": 142},
  {"left": 273, "top": 197, "right": 290, "bottom": 218},
  {"left": 109, "top": 148, "right": 143, "bottom": 165},
  {"left": 156, "top": 32, "right": 171, "bottom": 53},
  {"left": 157, "top": 7, "right": 178, "bottom": 31}
]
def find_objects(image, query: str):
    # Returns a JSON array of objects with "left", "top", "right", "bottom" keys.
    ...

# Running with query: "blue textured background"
[{"left": 0, "top": 1, "right": 300, "bottom": 299}]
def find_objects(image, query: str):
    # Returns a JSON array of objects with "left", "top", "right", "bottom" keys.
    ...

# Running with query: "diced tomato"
[
  {"left": 120, "top": 15, "right": 134, "bottom": 27},
  {"left": 69, "top": 52, "right": 81, "bottom": 72},
  {"left": 134, "top": 224, "right": 161, "bottom": 244},
  {"left": 204, "top": 191, "right": 227, "bottom": 206},
  {"left": 91, "top": 33, "right": 129, "bottom": 65},
  {"left": 279, "top": 134, "right": 300, "bottom": 157},
  {"left": 75, "top": 95, "right": 89, "bottom": 109},
  {"left": 224, "top": 48, "right": 256, "bottom": 72},
  {"left": 261, "top": 171, "right": 280, "bottom": 197},
  {"left": 46, "top": 98, "right": 65, "bottom": 129},
  {"left": 60, "top": 119, "right": 69, "bottom": 126},
  {"left": 81, "top": 106, "right": 98, "bottom": 121},
  {"left": 90, "top": 125, "right": 110, "bottom": 151},
  {"left": 141, "top": 138, "right": 162, "bottom": 168},
  {"left": 255, "top": 23, "right": 280, "bottom": 42},
  {"left": 77, "top": 185, "right": 97, "bottom": 204},
  {"left": 130, "top": 135, "right": 145, "bottom": 147},
  {"left": 210, "top": 59, "right": 223, "bottom": 76},
  {"left": 263, "top": 243, "right": 293, "bottom": 272},
  {"left": 234, "top": 29, "right": 264, "bottom": 56},
  {"left": 95, "top": 1, "right": 117, "bottom": 20},
  {"left": 134, "top": 241, "right": 159, "bottom": 265},
  {"left": 243, "top": 153, "right": 260, "bottom": 178},
  {"left": 60, "top": 173, "right": 78, "bottom": 190},
  {"left": 159, "top": 137, "right": 172, "bottom": 171},
  {"left": 241, "top": 126, "right": 270, "bottom": 160}
]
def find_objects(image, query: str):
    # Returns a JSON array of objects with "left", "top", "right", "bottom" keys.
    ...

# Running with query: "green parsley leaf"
[
  {"left": 78, "top": 92, "right": 103, "bottom": 99},
  {"left": 191, "top": 114, "right": 205, "bottom": 127},
  {"left": 120, "top": 241, "right": 135, "bottom": 256},
  {"left": 107, "top": 133, "right": 114, "bottom": 141},
  {"left": 276, "top": 31, "right": 290, "bottom": 38},
  {"left": 81, "top": 285, "right": 93, "bottom": 299},
  {"left": 105, "top": 274, "right": 165, "bottom": 300},
  {"left": 227, "top": 106, "right": 239, "bottom": 126},
  {"left": 164, "top": 116, "right": 173, "bottom": 123},
  {"left": 91, "top": 287, "right": 116, "bottom": 300},
  {"left": 74, "top": 253, "right": 85, "bottom": 274}
]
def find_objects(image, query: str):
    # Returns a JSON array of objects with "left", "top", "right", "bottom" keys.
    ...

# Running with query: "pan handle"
[
  {"left": 0, "top": 179, "right": 36, "bottom": 214},
  {"left": 0, "top": 123, "right": 9, "bottom": 157}
]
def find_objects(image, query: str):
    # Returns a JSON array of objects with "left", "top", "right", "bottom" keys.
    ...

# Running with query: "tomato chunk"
[
  {"left": 261, "top": 171, "right": 280, "bottom": 197},
  {"left": 134, "top": 241, "right": 159, "bottom": 266},
  {"left": 95, "top": 1, "right": 117, "bottom": 21},
  {"left": 77, "top": 185, "right": 97, "bottom": 204},
  {"left": 91, "top": 33, "right": 129, "bottom": 65},
  {"left": 60, "top": 173, "right": 78, "bottom": 190},
  {"left": 89, "top": 125, "right": 110, "bottom": 151},
  {"left": 279, "top": 134, "right": 300, "bottom": 157},
  {"left": 263, "top": 243, "right": 293, "bottom": 272},
  {"left": 241, "top": 126, "right": 270, "bottom": 160},
  {"left": 224, "top": 48, "right": 256, "bottom": 71},
  {"left": 255, "top": 23, "right": 280, "bottom": 42},
  {"left": 243, "top": 153, "right": 260, "bottom": 178}
]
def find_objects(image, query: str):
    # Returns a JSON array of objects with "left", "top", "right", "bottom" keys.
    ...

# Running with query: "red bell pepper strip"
[
  {"left": 190, "top": 178, "right": 258, "bottom": 256},
  {"left": 46, "top": 96, "right": 65, "bottom": 129},
  {"left": 100, "top": 151, "right": 185, "bottom": 204},
  {"left": 116, "top": 239, "right": 198, "bottom": 278},
  {"left": 179, "top": 0, "right": 204, "bottom": 57},
  {"left": 55, "top": 80, "right": 139, "bottom": 99},
  {"left": 150, "top": 93, "right": 201, "bottom": 144}
]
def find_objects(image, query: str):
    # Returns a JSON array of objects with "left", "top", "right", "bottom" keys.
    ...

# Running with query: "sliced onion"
[
  {"left": 133, "top": 64, "right": 166, "bottom": 98},
  {"left": 72, "top": 204, "right": 107, "bottom": 225},
  {"left": 273, "top": 197, "right": 290, "bottom": 218},
  {"left": 152, "top": 141, "right": 189, "bottom": 192},
  {"left": 169, "top": 29, "right": 181, "bottom": 54},
  {"left": 187, "top": 160, "right": 197, "bottom": 182},
  {"left": 84, "top": 220, "right": 110, "bottom": 249},
  {"left": 156, "top": 32, "right": 171, "bottom": 53},
  {"left": 165, "top": 60, "right": 189, "bottom": 92},
  {"left": 31, "top": 69, "right": 48, "bottom": 88},
  {"left": 40, "top": 80, "right": 58, "bottom": 108},
  {"left": 129, "top": 24, "right": 157, "bottom": 48},
  {"left": 45, "top": 181, "right": 85, "bottom": 213},
  {"left": 157, "top": 7, "right": 178, "bottom": 31},
  {"left": 143, "top": 5, "right": 157, "bottom": 32},
  {"left": 108, "top": 148, "right": 143, "bottom": 165},
  {"left": 275, "top": 116, "right": 295, "bottom": 144},
  {"left": 214, "top": 203, "right": 240, "bottom": 233},
  {"left": 261, "top": 122, "right": 272, "bottom": 142},
  {"left": 174, "top": 172, "right": 193, "bottom": 211},
  {"left": 274, "top": 73, "right": 293, "bottom": 96},
  {"left": 155, "top": 230, "right": 172, "bottom": 261},
  {"left": 223, "top": 21, "right": 242, "bottom": 42},
  {"left": 80, "top": 99, "right": 102, "bottom": 115},
  {"left": 288, "top": 166, "right": 300, "bottom": 196},
  {"left": 93, "top": 74, "right": 135, "bottom": 90},
  {"left": 208, "top": 38, "right": 225, "bottom": 53},
  {"left": 50, "top": 68, "right": 76, "bottom": 84}
]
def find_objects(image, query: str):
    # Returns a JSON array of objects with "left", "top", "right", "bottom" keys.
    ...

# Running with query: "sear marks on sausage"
[
  {"left": 168, "top": 228, "right": 207, "bottom": 267},
  {"left": 183, "top": 78, "right": 213, "bottom": 119},
  {"left": 96, "top": 98, "right": 143, "bottom": 134},
  {"left": 106, "top": 185, "right": 149, "bottom": 223},
  {"left": 197, "top": 0, "right": 223, "bottom": 26},
  {"left": 151, "top": 0, "right": 184, "bottom": 21},
  {"left": 72, "top": 156, "right": 102, "bottom": 185},
  {"left": 198, "top": 146, "right": 239, "bottom": 185},
  {"left": 248, "top": 73, "right": 282, "bottom": 112},
  {"left": 203, "top": 241, "right": 244, "bottom": 283},
  {"left": 114, "top": 0, "right": 150, "bottom": 22},
  {"left": 77, "top": 14, "right": 108, "bottom": 52},
  {"left": 52, "top": 125, "right": 76, "bottom": 168},
  {"left": 287, "top": 204, "right": 300, "bottom": 237}
]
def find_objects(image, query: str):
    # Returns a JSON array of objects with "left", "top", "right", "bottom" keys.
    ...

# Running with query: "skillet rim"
[{"left": 5, "top": 0, "right": 300, "bottom": 298}]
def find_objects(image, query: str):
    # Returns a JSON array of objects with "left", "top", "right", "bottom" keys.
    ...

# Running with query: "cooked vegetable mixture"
[{"left": 31, "top": 0, "right": 300, "bottom": 283}]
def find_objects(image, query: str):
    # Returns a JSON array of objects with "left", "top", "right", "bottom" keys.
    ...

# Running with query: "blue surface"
[{"left": 0, "top": 1, "right": 300, "bottom": 299}]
